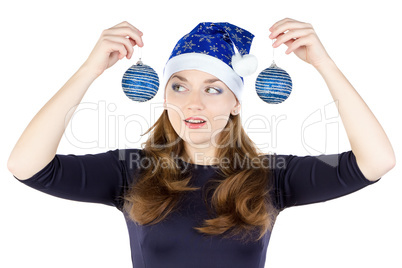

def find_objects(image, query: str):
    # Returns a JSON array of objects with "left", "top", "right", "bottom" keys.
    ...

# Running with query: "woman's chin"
[{"left": 182, "top": 135, "right": 213, "bottom": 148}]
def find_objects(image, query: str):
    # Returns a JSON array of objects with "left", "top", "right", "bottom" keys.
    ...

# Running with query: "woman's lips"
[
  {"left": 183, "top": 116, "right": 207, "bottom": 129},
  {"left": 184, "top": 121, "right": 207, "bottom": 129},
  {"left": 184, "top": 117, "right": 206, "bottom": 122}
]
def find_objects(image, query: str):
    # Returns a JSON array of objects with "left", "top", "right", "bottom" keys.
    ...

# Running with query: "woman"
[{"left": 7, "top": 18, "right": 395, "bottom": 268}]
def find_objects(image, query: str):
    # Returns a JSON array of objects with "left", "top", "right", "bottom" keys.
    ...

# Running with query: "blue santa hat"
[{"left": 161, "top": 22, "right": 258, "bottom": 102}]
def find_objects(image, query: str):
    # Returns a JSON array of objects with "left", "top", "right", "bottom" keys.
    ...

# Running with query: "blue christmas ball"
[
  {"left": 122, "top": 60, "right": 159, "bottom": 102},
  {"left": 255, "top": 61, "right": 292, "bottom": 104}
]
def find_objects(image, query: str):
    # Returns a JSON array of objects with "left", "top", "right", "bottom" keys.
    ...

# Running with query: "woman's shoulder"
[
  {"left": 104, "top": 147, "right": 146, "bottom": 168},
  {"left": 107, "top": 147, "right": 143, "bottom": 158},
  {"left": 260, "top": 152, "right": 290, "bottom": 171}
]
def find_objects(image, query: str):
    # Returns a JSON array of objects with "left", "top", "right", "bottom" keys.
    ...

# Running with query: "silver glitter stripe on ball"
[
  {"left": 123, "top": 72, "right": 160, "bottom": 83},
  {"left": 257, "top": 72, "right": 292, "bottom": 81},
  {"left": 256, "top": 80, "right": 292, "bottom": 90},
  {"left": 122, "top": 80, "right": 159, "bottom": 89}
]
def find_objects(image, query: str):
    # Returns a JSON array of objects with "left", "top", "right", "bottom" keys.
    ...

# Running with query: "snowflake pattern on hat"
[
  {"left": 167, "top": 22, "right": 255, "bottom": 71},
  {"left": 162, "top": 22, "right": 258, "bottom": 102}
]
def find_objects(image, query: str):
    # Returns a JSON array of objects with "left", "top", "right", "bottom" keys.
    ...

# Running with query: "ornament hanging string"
[
  {"left": 254, "top": 36, "right": 293, "bottom": 104},
  {"left": 138, "top": 46, "right": 142, "bottom": 62},
  {"left": 272, "top": 39, "right": 276, "bottom": 66},
  {"left": 137, "top": 47, "right": 143, "bottom": 65},
  {"left": 121, "top": 45, "right": 159, "bottom": 102}
]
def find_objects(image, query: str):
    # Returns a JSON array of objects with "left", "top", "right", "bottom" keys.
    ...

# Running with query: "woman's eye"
[
  {"left": 172, "top": 83, "right": 222, "bottom": 94},
  {"left": 172, "top": 84, "right": 186, "bottom": 92},
  {"left": 206, "top": 87, "right": 222, "bottom": 94}
]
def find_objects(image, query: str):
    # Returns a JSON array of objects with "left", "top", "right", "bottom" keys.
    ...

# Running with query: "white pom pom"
[{"left": 232, "top": 53, "right": 258, "bottom": 77}]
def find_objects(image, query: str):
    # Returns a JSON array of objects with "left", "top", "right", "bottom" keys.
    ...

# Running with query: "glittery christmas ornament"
[
  {"left": 255, "top": 61, "right": 292, "bottom": 104},
  {"left": 122, "top": 49, "right": 159, "bottom": 102}
]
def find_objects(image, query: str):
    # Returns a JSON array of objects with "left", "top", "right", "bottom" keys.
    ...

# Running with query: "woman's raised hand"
[
  {"left": 269, "top": 18, "right": 332, "bottom": 68},
  {"left": 8, "top": 21, "right": 143, "bottom": 180},
  {"left": 83, "top": 21, "right": 144, "bottom": 78}
]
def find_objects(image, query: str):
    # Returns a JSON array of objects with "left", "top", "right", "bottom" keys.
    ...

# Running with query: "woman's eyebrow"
[
  {"left": 204, "top": 78, "right": 220, "bottom": 83},
  {"left": 171, "top": 75, "right": 221, "bottom": 84},
  {"left": 171, "top": 75, "right": 188, "bottom": 82}
]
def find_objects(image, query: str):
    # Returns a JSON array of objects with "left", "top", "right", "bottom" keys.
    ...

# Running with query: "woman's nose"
[{"left": 186, "top": 90, "right": 205, "bottom": 110}]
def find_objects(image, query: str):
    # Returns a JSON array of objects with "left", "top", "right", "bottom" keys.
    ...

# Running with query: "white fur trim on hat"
[
  {"left": 231, "top": 53, "right": 258, "bottom": 77},
  {"left": 162, "top": 53, "right": 244, "bottom": 101}
]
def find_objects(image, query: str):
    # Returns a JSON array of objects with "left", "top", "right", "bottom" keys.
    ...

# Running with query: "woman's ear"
[{"left": 231, "top": 103, "right": 241, "bottom": 115}]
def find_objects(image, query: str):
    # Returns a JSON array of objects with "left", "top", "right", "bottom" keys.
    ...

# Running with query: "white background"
[{"left": 1, "top": 0, "right": 401, "bottom": 267}]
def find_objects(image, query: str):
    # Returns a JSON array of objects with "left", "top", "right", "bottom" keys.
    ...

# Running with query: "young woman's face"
[{"left": 165, "top": 70, "right": 240, "bottom": 148}]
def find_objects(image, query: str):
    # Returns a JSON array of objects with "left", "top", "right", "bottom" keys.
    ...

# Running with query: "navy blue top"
[{"left": 14, "top": 149, "right": 379, "bottom": 268}]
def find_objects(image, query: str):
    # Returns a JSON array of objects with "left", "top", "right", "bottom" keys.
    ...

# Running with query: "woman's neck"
[{"left": 183, "top": 143, "right": 219, "bottom": 166}]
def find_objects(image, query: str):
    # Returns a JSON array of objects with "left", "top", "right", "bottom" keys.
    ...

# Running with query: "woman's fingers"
[
  {"left": 269, "top": 18, "right": 312, "bottom": 39},
  {"left": 272, "top": 28, "right": 315, "bottom": 48},
  {"left": 284, "top": 36, "right": 310, "bottom": 55},
  {"left": 269, "top": 17, "right": 293, "bottom": 31},
  {"left": 103, "top": 26, "right": 144, "bottom": 47},
  {"left": 101, "top": 34, "right": 138, "bottom": 59},
  {"left": 83, "top": 21, "right": 144, "bottom": 77},
  {"left": 268, "top": 18, "right": 331, "bottom": 66},
  {"left": 109, "top": 21, "right": 143, "bottom": 37},
  {"left": 102, "top": 27, "right": 144, "bottom": 50},
  {"left": 98, "top": 21, "right": 144, "bottom": 61}
]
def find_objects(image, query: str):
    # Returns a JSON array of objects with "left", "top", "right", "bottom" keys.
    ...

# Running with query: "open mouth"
[
  {"left": 184, "top": 117, "right": 207, "bottom": 129},
  {"left": 184, "top": 119, "right": 206, "bottom": 124}
]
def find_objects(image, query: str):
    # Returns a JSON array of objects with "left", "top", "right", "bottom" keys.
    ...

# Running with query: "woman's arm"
[
  {"left": 7, "top": 65, "right": 96, "bottom": 180},
  {"left": 7, "top": 21, "right": 143, "bottom": 180},
  {"left": 269, "top": 18, "right": 395, "bottom": 181},
  {"left": 313, "top": 59, "right": 395, "bottom": 181}
]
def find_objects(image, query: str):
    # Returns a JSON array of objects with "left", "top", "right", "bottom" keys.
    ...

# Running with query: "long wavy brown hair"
[{"left": 123, "top": 109, "right": 279, "bottom": 243}]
